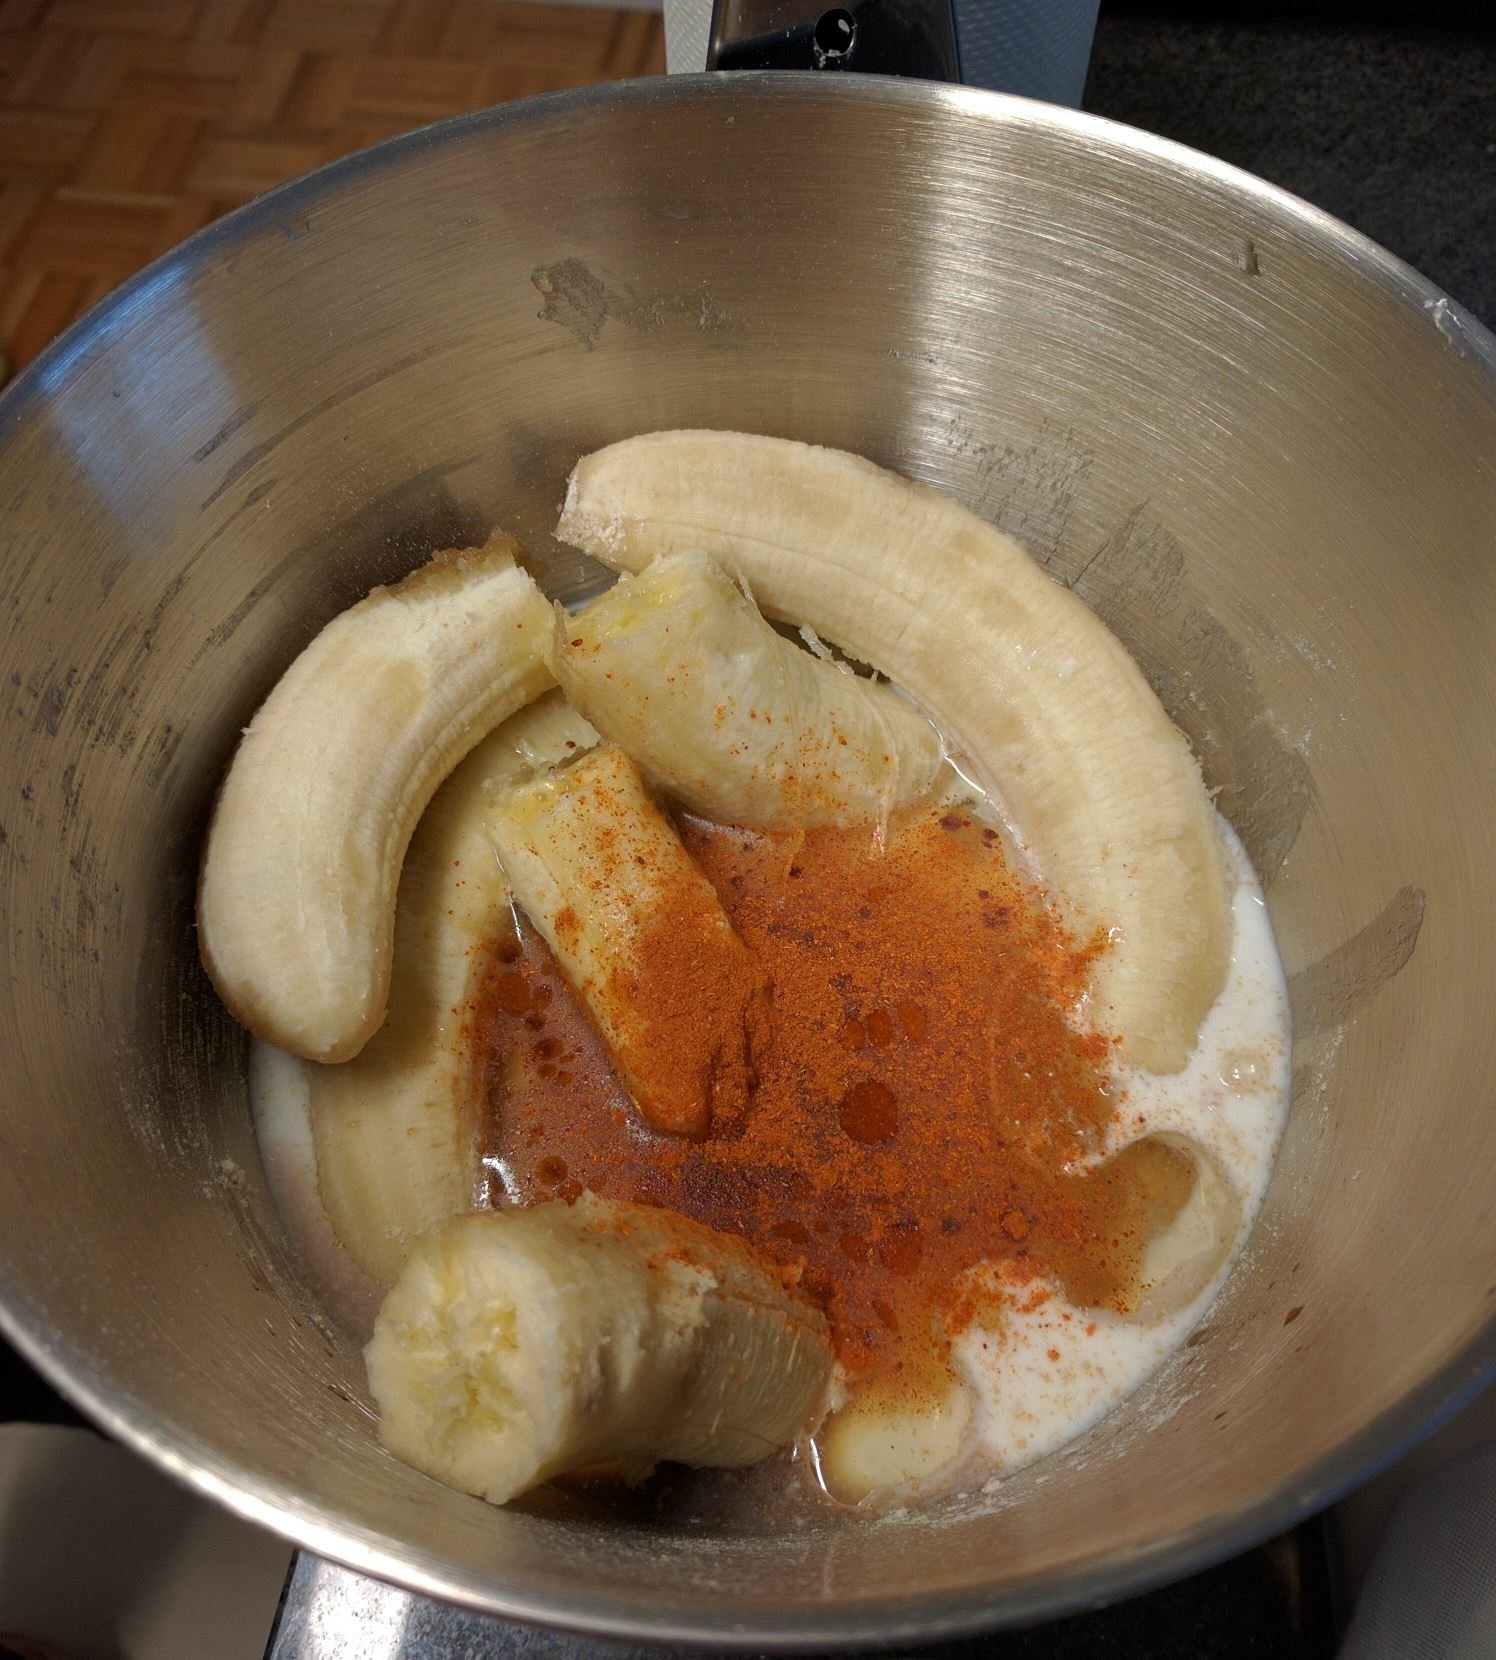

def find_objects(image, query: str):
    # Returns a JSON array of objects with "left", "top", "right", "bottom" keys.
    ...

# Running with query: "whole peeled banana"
[{"left": 198, "top": 534, "right": 554, "bottom": 1064}]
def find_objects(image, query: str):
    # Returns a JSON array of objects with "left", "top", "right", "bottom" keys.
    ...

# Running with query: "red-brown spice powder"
[{"left": 479, "top": 804, "right": 1183, "bottom": 1411}]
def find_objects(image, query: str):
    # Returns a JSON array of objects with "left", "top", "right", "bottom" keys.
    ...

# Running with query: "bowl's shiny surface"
[{"left": 1, "top": 72, "right": 1495, "bottom": 1645}]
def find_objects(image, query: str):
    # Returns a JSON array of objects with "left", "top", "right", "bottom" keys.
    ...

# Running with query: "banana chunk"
[
  {"left": 487, "top": 743, "right": 769, "bottom": 1139},
  {"left": 552, "top": 550, "right": 943, "bottom": 828},
  {"left": 280, "top": 693, "right": 598, "bottom": 1291},
  {"left": 365, "top": 1195, "right": 834, "bottom": 1506},
  {"left": 558, "top": 431, "right": 1231, "bottom": 1073},
  {"left": 818, "top": 1381, "right": 972, "bottom": 1506},
  {"left": 199, "top": 534, "right": 555, "bottom": 1063}
]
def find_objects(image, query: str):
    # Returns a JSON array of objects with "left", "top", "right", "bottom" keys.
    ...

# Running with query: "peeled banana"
[
  {"left": 275, "top": 693, "right": 597, "bottom": 1291},
  {"left": 487, "top": 742, "right": 768, "bottom": 1139},
  {"left": 557, "top": 431, "right": 1231, "bottom": 1073},
  {"left": 199, "top": 534, "right": 554, "bottom": 1064},
  {"left": 365, "top": 1194, "right": 834, "bottom": 1505},
  {"left": 551, "top": 549, "right": 944, "bottom": 827}
]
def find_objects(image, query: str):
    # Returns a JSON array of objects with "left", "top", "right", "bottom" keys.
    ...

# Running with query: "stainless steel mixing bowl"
[{"left": 1, "top": 72, "right": 1494, "bottom": 1645}]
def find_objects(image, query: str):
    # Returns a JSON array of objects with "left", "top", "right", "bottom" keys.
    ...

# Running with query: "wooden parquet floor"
[{"left": 0, "top": 0, "right": 665, "bottom": 370}]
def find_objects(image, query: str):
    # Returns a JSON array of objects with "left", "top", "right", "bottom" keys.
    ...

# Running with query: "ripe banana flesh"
[
  {"left": 551, "top": 549, "right": 943, "bottom": 827},
  {"left": 557, "top": 431, "right": 1231, "bottom": 1073},
  {"left": 487, "top": 742, "right": 768, "bottom": 1139},
  {"left": 817, "top": 1381, "right": 973, "bottom": 1506},
  {"left": 273, "top": 692, "right": 597, "bottom": 1291},
  {"left": 199, "top": 534, "right": 554, "bottom": 1064},
  {"left": 1122, "top": 1134, "right": 1240, "bottom": 1323},
  {"left": 365, "top": 1194, "right": 834, "bottom": 1505}
]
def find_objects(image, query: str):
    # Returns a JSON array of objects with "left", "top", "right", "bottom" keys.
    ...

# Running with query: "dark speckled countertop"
[{"left": 1083, "top": 6, "right": 1495, "bottom": 326}]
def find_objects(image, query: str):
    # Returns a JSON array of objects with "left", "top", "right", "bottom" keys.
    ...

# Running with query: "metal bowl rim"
[{"left": 2, "top": 70, "right": 1493, "bottom": 1645}]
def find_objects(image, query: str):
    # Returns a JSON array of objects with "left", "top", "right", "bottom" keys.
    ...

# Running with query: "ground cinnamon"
[{"left": 479, "top": 801, "right": 1179, "bottom": 1410}]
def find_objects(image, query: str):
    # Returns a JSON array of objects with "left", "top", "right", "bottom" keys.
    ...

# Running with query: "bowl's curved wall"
[{"left": 1, "top": 74, "right": 1494, "bottom": 1644}]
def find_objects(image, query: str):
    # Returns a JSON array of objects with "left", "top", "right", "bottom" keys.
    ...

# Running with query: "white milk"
[{"left": 952, "top": 822, "right": 1290, "bottom": 1477}]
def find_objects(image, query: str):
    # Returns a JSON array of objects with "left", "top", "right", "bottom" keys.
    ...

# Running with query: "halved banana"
[
  {"left": 557, "top": 431, "right": 1232, "bottom": 1073},
  {"left": 281, "top": 692, "right": 597, "bottom": 1291},
  {"left": 487, "top": 742, "right": 769, "bottom": 1139},
  {"left": 199, "top": 534, "right": 554, "bottom": 1063},
  {"left": 365, "top": 1194, "right": 835, "bottom": 1506},
  {"left": 551, "top": 550, "right": 943, "bottom": 827}
]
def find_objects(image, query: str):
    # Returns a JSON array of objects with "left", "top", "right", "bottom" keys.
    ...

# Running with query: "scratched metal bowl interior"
[{"left": 1, "top": 73, "right": 1494, "bottom": 1646}]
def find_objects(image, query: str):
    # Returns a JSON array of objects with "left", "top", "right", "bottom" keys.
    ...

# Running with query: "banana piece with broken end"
[
  {"left": 557, "top": 430, "right": 1232, "bottom": 1074},
  {"left": 552, "top": 549, "right": 944, "bottom": 828},
  {"left": 199, "top": 533, "right": 555, "bottom": 1063},
  {"left": 365, "top": 1194, "right": 835, "bottom": 1506},
  {"left": 487, "top": 742, "right": 769, "bottom": 1139}
]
